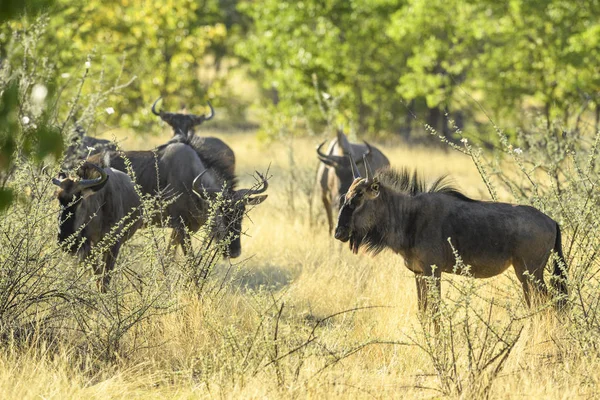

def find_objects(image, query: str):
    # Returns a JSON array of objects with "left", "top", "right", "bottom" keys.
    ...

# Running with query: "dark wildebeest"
[
  {"left": 334, "top": 156, "right": 568, "bottom": 313},
  {"left": 88, "top": 142, "right": 267, "bottom": 258},
  {"left": 151, "top": 97, "right": 235, "bottom": 178},
  {"left": 192, "top": 168, "right": 269, "bottom": 257},
  {"left": 53, "top": 162, "right": 142, "bottom": 292},
  {"left": 62, "top": 125, "right": 118, "bottom": 170},
  {"left": 316, "top": 129, "right": 390, "bottom": 233}
]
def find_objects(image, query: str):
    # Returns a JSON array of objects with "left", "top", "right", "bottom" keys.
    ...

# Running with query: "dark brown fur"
[
  {"left": 89, "top": 142, "right": 266, "bottom": 258},
  {"left": 55, "top": 163, "right": 142, "bottom": 292},
  {"left": 335, "top": 167, "right": 568, "bottom": 312}
]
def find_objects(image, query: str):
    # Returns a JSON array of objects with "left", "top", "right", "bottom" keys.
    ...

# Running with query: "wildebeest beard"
[
  {"left": 338, "top": 202, "right": 387, "bottom": 255},
  {"left": 58, "top": 195, "right": 83, "bottom": 253},
  {"left": 348, "top": 224, "right": 386, "bottom": 255}
]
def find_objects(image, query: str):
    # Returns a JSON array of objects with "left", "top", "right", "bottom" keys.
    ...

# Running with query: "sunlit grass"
[{"left": 0, "top": 129, "right": 594, "bottom": 399}]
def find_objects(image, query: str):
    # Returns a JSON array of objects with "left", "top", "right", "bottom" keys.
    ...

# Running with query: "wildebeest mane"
[{"left": 376, "top": 167, "right": 474, "bottom": 202}]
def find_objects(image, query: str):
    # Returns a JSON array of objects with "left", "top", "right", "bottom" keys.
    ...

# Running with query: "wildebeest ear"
[{"left": 246, "top": 194, "right": 267, "bottom": 205}]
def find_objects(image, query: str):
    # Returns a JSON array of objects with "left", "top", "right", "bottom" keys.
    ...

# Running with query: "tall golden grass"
[{"left": 1, "top": 130, "right": 593, "bottom": 399}]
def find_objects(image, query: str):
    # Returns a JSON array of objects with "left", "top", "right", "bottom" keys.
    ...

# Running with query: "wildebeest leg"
[
  {"left": 94, "top": 243, "right": 121, "bottom": 293},
  {"left": 92, "top": 257, "right": 108, "bottom": 293},
  {"left": 323, "top": 194, "right": 333, "bottom": 234},
  {"left": 413, "top": 262, "right": 442, "bottom": 316},
  {"left": 169, "top": 227, "right": 189, "bottom": 256},
  {"left": 415, "top": 273, "right": 428, "bottom": 313},
  {"left": 513, "top": 257, "right": 549, "bottom": 308},
  {"left": 416, "top": 262, "right": 442, "bottom": 334}
]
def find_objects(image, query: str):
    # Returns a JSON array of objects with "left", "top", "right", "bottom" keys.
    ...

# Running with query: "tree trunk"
[
  {"left": 596, "top": 102, "right": 600, "bottom": 134},
  {"left": 427, "top": 107, "right": 441, "bottom": 134}
]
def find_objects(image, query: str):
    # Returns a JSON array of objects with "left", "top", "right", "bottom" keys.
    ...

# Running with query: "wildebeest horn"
[
  {"left": 77, "top": 162, "right": 108, "bottom": 191},
  {"left": 205, "top": 101, "right": 214, "bottom": 121},
  {"left": 192, "top": 170, "right": 220, "bottom": 198},
  {"left": 349, "top": 154, "right": 361, "bottom": 180},
  {"left": 151, "top": 97, "right": 162, "bottom": 116},
  {"left": 316, "top": 141, "right": 346, "bottom": 167},
  {"left": 316, "top": 141, "right": 330, "bottom": 159},
  {"left": 238, "top": 171, "right": 268, "bottom": 197},
  {"left": 363, "top": 154, "right": 373, "bottom": 183},
  {"left": 189, "top": 100, "right": 215, "bottom": 125}
]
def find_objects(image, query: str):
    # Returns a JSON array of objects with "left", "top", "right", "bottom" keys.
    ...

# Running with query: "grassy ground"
[{"left": 1, "top": 129, "right": 595, "bottom": 399}]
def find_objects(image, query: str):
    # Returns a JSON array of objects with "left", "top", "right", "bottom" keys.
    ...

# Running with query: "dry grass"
[{"left": 1, "top": 130, "right": 595, "bottom": 399}]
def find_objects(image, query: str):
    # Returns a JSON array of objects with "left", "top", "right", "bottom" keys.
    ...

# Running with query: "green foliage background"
[{"left": 0, "top": 0, "right": 599, "bottom": 209}]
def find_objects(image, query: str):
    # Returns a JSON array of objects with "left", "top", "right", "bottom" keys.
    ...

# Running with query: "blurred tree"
[
  {"left": 0, "top": 2, "right": 61, "bottom": 211},
  {"left": 238, "top": 0, "right": 600, "bottom": 140},
  {"left": 387, "top": 0, "right": 486, "bottom": 141},
  {"left": 236, "top": 0, "right": 409, "bottom": 137},
  {"left": 472, "top": 0, "right": 600, "bottom": 133},
  {"left": 40, "top": 0, "right": 232, "bottom": 130}
]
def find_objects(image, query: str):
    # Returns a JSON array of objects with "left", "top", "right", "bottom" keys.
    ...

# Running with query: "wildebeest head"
[
  {"left": 334, "top": 155, "right": 381, "bottom": 253},
  {"left": 152, "top": 97, "right": 214, "bottom": 137},
  {"left": 52, "top": 162, "right": 109, "bottom": 253},
  {"left": 193, "top": 171, "right": 268, "bottom": 259},
  {"left": 316, "top": 138, "right": 372, "bottom": 205}
]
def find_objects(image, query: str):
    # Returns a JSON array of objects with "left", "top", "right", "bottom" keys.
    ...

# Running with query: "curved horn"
[
  {"left": 205, "top": 101, "right": 214, "bottom": 121},
  {"left": 237, "top": 171, "right": 268, "bottom": 198},
  {"left": 77, "top": 162, "right": 108, "bottom": 191},
  {"left": 189, "top": 101, "right": 215, "bottom": 126},
  {"left": 363, "top": 154, "right": 373, "bottom": 183},
  {"left": 192, "top": 170, "right": 215, "bottom": 196},
  {"left": 349, "top": 154, "right": 361, "bottom": 180},
  {"left": 317, "top": 141, "right": 347, "bottom": 167},
  {"left": 316, "top": 141, "right": 329, "bottom": 159},
  {"left": 192, "top": 170, "right": 209, "bottom": 193},
  {"left": 151, "top": 97, "right": 162, "bottom": 116}
]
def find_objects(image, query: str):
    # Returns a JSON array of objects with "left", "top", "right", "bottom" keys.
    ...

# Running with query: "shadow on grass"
[{"left": 231, "top": 263, "right": 295, "bottom": 292}]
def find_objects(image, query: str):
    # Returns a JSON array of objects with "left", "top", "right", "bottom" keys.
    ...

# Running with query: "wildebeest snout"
[{"left": 334, "top": 225, "right": 350, "bottom": 242}]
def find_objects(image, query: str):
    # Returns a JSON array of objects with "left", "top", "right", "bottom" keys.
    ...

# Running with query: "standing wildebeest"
[
  {"left": 53, "top": 162, "right": 142, "bottom": 292},
  {"left": 316, "top": 129, "right": 389, "bottom": 233},
  {"left": 88, "top": 142, "right": 267, "bottom": 258},
  {"left": 334, "top": 156, "right": 568, "bottom": 312},
  {"left": 151, "top": 97, "right": 235, "bottom": 178}
]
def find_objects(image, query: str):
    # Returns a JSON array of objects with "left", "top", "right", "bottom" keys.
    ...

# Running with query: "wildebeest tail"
[{"left": 552, "top": 222, "right": 568, "bottom": 307}]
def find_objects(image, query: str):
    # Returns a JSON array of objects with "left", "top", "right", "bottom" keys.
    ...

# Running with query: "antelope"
[
  {"left": 335, "top": 155, "right": 568, "bottom": 314},
  {"left": 53, "top": 162, "right": 142, "bottom": 292}
]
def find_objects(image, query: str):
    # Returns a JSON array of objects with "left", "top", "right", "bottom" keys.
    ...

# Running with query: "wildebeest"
[
  {"left": 316, "top": 129, "right": 389, "bottom": 233},
  {"left": 53, "top": 161, "right": 142, "bottom": 292},
  {"left": 88, "top": 142, "right": 267, "bottom": 258},
  {"left": 152, "top": 97, "right": 235, "bottom": 178},
  {"left": 334, "top": 156, "right": 568, "bottom": 313},
  {"left": 62, "top": 125, "right": 118, "bottom": 170},
  {"left": 192, "top": 168, "right": 269, "bottom": 258}
]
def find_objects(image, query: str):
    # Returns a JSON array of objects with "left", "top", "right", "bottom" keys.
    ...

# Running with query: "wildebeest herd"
[{"left": 53, "top": 98, "right": 568, "bottom": 314}]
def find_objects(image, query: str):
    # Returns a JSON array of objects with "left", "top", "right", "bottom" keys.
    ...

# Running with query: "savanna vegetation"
[{"left": 1, "top": 0, "right": 600, "bottom": 398}]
